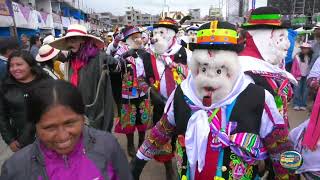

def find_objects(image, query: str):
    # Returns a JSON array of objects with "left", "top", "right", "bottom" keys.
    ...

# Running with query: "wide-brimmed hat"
[
  {"left": 242, "top": 6, "right": 289, "bottom": 30},
  {"left": 36, "top": 44, "right": 60, "bottom": 62},
  {"left": 300, "top": 42, "right": 312, "bottom": 48},
  {"left": 50, "top": 24, "right": 105, "bottom": 50},
  {"left": 121, "top": 26, "right": 141, "bottom": 41},
  {"left": 153, "top": 17, "right": 179, "bottom": 33},
  {"left": 189, "top": 20, "right": 240, "bottom": 52},
  {"left": 314, "top": 22, "right": 320, "bottom": 30},
  {"left": 42, "top": 35, "right": 55, "bottom": 45}
]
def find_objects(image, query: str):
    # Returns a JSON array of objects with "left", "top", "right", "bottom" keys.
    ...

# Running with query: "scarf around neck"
[{"left": 180, "top": 72, "right": 251, "bottom": 179}]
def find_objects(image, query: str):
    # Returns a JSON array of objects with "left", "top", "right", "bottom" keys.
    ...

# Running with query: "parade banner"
[
  {"left": 52, "top": 13, "right": 62, "bottom": 29},
  {"left": 38, "top": 11, "right": 53, "bottom": 29},
  {"left": 61, "top": 16, "right": 71, "bottom": 28},
  {"left": 12, "top": 2, "right": 38, "bottom": 29},
  {"left": 70, "top": 17, "right": 79, "bottom": 25},
  {"left": 0, "top": 0, "right": 12, "bottom": 16}
]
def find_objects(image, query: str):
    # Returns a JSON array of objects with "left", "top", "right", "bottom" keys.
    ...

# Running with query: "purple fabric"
[
  {"left": 40, "top": 137, "right": 105, "bottom": 180},
  {"left": 77, "top": 39, "right": 99, "bottom": 65},
  {"left": 107, "top": 162, "right": 119, "bottom": 180}
]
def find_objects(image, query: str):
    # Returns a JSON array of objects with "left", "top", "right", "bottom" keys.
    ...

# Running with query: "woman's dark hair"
[
  {"left": 7, "top": 50, "right": 45, "bottom": 79},
  {"left": 299, "top": 48, "right": 313, "bottom": 64},
  {"left": 27, "top": 80, "right": 84, "bottom": 124},
  {"left": 29, "top": 35, "right": 40, "bottom": 47}
]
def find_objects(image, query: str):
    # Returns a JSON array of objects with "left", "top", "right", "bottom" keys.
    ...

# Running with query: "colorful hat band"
[
  {"left": 40, "top": 48, "right": 55, "bottom": 58},
  {"left": 68, "top": 29, "right": 87, "bottom": 35},
  {"left": 247, "top": 13, "right": 282, "bottom": 26},
  {"left": 197, "top": 28, "right": 238, "bottom": 45},
  {"left": 158, "top": 19, "right": 177, "bottom": 26}
]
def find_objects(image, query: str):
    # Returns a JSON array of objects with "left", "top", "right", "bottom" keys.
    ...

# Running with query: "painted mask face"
[
  {"left": 250, "top": 29, "right": 290, "bottom": 65},
  {"left": 270, "top": 29, "right": 290, "bottom": 64},
  {"left": 189, "top": 50, "right": 240, "bottom": 104},
  {"left": 126, "top": 33, "right": 143, "bottom": 49},
  {"left": 151, "top": 27, "right": 176, "bottom": 54}
]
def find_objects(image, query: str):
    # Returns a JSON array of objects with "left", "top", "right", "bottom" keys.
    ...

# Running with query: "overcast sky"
[{"left": 84, "top": 0, "right": 268, "bottom": 17}]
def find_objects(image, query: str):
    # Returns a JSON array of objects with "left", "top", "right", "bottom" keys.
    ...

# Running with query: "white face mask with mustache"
[
  {"left": 126, "top": 35, "right": 143, "bottom": 49},
  {"left": 189, "top": 50, "right": 240, "bottom": 105},
  {"left": 152, "top": 27, "right": 176, "bottom": 54}
]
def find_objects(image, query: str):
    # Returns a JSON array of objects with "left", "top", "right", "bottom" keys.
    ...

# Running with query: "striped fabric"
[
  {"left": 185, "top": 95, "right": 268, "bottom": 165},
  {"left": 247, "top": 13, "right": 282, "bottom": 26},
  {"left": 196, "top": 21, "right": 238, "bottom": 45}
]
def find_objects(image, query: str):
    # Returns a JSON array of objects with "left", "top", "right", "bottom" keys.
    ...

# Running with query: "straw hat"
[
  {"left": 43, "top": 35, "right": 55, "bottom": 45},
  {"left": 300, "top": 42, "right": 312, "bottom": 48},
  {"left": 36, "top": 44, "right": 60, "bottom": 62},
  {"left": 50, "top": 24, "right": 105, "bottom": 50}
]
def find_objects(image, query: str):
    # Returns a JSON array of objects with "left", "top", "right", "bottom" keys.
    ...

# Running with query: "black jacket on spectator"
[{"left": 0, "top": 72, "right": 50, "bottom": 147}]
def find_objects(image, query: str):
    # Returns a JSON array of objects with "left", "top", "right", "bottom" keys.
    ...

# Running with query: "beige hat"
[
  {"left": 50, "top": 24, "right": 105, "bottom": 50},
  {"left": 43, "top": 35, "right": 55, "bottom": 45},
  {"left": 36, "top": 44, "right": 60, "bottom": 62}
]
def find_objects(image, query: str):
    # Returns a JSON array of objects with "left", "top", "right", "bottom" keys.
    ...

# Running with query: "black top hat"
[
  {"left": 189, "top": 21, "right": 240, "bottom": 52},
  {"left": 242, "top": 6, "right": 290, "bottom": 29},
  {"left": 153, "top": 17, "right": 179, "bottom": 33}
]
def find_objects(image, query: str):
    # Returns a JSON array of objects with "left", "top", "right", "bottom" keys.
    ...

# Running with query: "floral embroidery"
[{"left": 228, "top": 154, "right": 253, "bottom": 180}]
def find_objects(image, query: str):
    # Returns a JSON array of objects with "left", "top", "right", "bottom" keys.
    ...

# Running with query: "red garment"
[
  {"left": 302, "top": 89, "right": 320, "bottom": 150},
  {"left": 194, "top": 134, "right": 219, "bottom": 179},
  {"left": 165, "top": 57, "right": 176, "bottom": 96},
  {"left": 239, "top": 32, "right": 263, "bottom": 60},
  {"left": 70, "top": 59, "right": 85, "bottom": 86}
]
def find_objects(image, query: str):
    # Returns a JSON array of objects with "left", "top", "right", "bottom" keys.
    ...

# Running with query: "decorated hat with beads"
[
  {"left": 153, "top": 17, "right": 179, "bottom": 33},
  {"left": 189, "top": 20, "right": 239, "bottom": 52},
  {"left": 242, "top": 6, "right": 289, "bottom": 29}
]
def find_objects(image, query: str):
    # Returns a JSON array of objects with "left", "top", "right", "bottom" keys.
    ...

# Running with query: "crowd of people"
[{"left": 0, "top": 6, "right": 319, "bottom": 180}]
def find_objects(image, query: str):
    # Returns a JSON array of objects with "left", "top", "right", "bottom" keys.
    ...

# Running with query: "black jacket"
[
  {"left": 0, "top": 73, "right": 50, "bottom": 147},
  {"left": 65, "top": 51, "right": 117, "bottom": 131}
]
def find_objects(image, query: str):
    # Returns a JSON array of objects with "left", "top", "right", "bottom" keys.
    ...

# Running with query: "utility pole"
[{"left": 9, "top": 0, "right": 18, "bottom": 40}]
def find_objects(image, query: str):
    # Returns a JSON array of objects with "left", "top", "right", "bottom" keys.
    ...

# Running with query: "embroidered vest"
[
  {"left": 138, "top": 47, "right": 188, "bottom": 123},
  {"left": 138, "top": 47, "right": 188, "bottom": 86},
  {"left": 173, "top": 83, "right": 266, "bottom": 180}
]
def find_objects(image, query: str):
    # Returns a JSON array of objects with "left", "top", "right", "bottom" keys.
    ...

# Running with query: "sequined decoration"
[
  {"left": 120, "top": 104, "right": 137, "bottom": 127},
  {"left": 228, "top": 154, "right": 253, "bottom": 180},
  {"left": 139, "top": 99, "right": 153, "bottom": 124}
]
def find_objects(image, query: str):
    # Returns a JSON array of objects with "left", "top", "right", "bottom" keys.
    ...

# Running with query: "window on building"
[{"left": 128, "top": 16, "right": 131, "bottom": 20}]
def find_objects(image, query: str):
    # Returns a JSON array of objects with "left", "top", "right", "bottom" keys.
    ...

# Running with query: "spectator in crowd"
[
  {"left": 29, "top": 35, "right": 41, "bottom": 59},
  {"left": 50, "top": 24, "right": 118, "bottom": 132},
  {"left": 0, "top": 38, "right": 19, "bottom": 80},
  {"left": 36, "top": 44, "right": 65, "bottom": 79},
  {"left": 20, "top": 34, "right": 30, "bottom": 52},
  {"left": 311, "top": 23, "right": 320, "bottom": 67},
  {"left": 0, "top": 51, "right": 50, "bottom": 153},
  {"left": 291, "top": 42, "right": 313, "bottom": 110},
  {"left": 308, "top": 54, "right": 320, "bottom": 99},
  {"left": 0, "top": 80, "right": 133, "bottom": 180}
]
